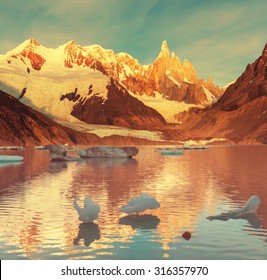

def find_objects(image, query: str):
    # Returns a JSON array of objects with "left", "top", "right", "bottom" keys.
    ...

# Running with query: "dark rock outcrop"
[{"left": 71, "top": 79, "right": 166, "bottom": 129}]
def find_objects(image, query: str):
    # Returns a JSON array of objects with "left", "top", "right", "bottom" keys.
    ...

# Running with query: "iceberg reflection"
[
  {"left": 207, "top": 195, "right": 261, "bottom": 228},
  {"left": 0, "top": 162, "right": 23, "bottom": 168},
  {"left": 207, "top": 212, "right": 261, "bottom": 229},
  {"left": 119, "top": 214, "right": 160, "bottom": 230},
  {"left": 73, "top": 223, "right": 101, "bottom": 247}
]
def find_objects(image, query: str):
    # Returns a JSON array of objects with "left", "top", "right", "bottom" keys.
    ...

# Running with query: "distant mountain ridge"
[
  {"left": 0, "top": 89, "right": 170, "bottom": 146},
  {"left": 0, "top": 39, "right": 222, "bottom": 125},
  {"left": 63, "top": 39, "right": 222, "bottom": 105},
  {"left": 1, "top": 39, "right": 266, "bottom": 144}
]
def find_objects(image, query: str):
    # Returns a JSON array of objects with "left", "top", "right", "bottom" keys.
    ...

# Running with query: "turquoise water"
[{"left": 0, "top": 145, "right": 267, "bottom": 259}]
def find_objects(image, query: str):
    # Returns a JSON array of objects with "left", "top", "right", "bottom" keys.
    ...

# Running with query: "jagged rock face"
[
  {"left": 262, "top": 44, "right": 267, "bottom": 63},
  {"left": 5, "top": 39, "right": 222, "bottom": 106},
  {"left": 215, "top": 43, "right": 267, "bottom": 111},
  {"left": 71, "top": 79, "right": 166, "bottom": 129},
  {"left": 148, "top": 41, "right": 222, "bottom": 105},
  {"left": 115, "top": 53, "right": 156, "bottom": 97},
  {"left": 150, "top": 40, "right": 172, "bottom": 85},
  {"left": 63, "top": 41, "right": 157, "bottom": 97},
  {"left": 149, "top": 41, "right": 198, "bottom": 86},
  {"left": 11, "top": 39, "right": 46, "bottom": 70},
  {"left": 62, "top": 40, "right": 222, "bottom": 105},
  {"left": 178, "top": 43, "right": 267, "bottom": 143},
  {"left": 1, "top": 40, "right": 167, "bottom": 129},
  {"left": 64, "top": 42, "right": 111, "bottom": 75},
  {"left": 1, "top": 38, "right": 222, "bottom": 129},
  {"left": 143, "top": 41, "right": 222, "bottom": 105}
]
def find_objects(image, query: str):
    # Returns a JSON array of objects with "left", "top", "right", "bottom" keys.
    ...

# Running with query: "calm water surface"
[{"left": 0, "top": 145, "right": 267, "bottom": 260}]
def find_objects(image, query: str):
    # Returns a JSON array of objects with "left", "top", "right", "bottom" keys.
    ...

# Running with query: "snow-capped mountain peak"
[
  {"left": 156, "top": 40, "right": 170, "bottom": 61},
  {"left": 5, "top": 38, "right": 46, "bottom": 70},
  {"left": 6, "top": 38, "right": 37, "bottom": 56},
  {"left": 161, "top": 40, "right": 169, "bottom": 51},
  {"left": 0, "top": 39, "right": 223, "bottom": 125}
]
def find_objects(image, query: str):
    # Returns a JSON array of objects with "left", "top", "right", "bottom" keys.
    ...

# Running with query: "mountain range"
[
  {"left": 0, "top": 39, "right": 266, "bottom": 145},
  {"left": 177, "top": 43, "right": 267, "bottom": 144}
]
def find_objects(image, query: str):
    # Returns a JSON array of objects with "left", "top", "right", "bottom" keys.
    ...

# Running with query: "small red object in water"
[{"left": 182, "top": 231, "right": 191, "bottom": 240}]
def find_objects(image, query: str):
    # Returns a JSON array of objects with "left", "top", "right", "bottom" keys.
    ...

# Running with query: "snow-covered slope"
[
  {"left": 0, "top": 88, "right": 101, "bottom": 146},
  {"left": 0, "top": 53, "right": 109, "bottom": 121},
  {"left": 129, "top": 91, "right": 202, "bottom": 123},
  {"left": 0, "top": 39, "right": 223, "bottom": 126}
]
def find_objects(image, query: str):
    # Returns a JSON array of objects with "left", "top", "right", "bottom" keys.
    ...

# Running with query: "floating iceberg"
[
  {"left": 0, "top": 146, "right": 24, "bottom": 150},
  {"left": 244, "top": 195, "right": 261, "bottom": 212},
  {"left": 156, "top": 147, "right": 184, "bottom": 156},
  {"left": 46, "top": 144, "right": 80, "bottom": 161},
  {"left": 0, "top": 155, "right": 23, "bottom": 162},
  {"left": 182, "top": 145, "right": 208, "bottom": 150},
  {"left": 207, "top": 195, "right": 261, "bottom": 221},
  {"left": 34, "top": 145, "right": 46, "bottom": 150},
  {"left": 120, "top": 193, "right": 160, "bottom": 214},
  {"left": 78, "top": 146, "right": 138, "bottom": 158},
  {"left": 73, "top": 195, "right": 101, "bottom": 223},
  {"left": 160, "top": 149, "right": 184, "bottom": 156}
]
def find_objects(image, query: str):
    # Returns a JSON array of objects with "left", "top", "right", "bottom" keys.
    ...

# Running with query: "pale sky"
[{"left": 0, "top": 0, "right": 266, "bottom": 86}]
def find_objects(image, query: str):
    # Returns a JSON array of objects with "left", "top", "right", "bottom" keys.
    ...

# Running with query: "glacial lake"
[{"left": 0, "top": 145, "right": 267, "bottom": 260}]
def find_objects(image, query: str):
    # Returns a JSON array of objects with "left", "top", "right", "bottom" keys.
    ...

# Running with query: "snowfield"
[
  {"left": 129, "top": 91, "right": 201, "bottom": 123},
  {"left": 58, "top": 119, "right": 164, "bottom": 141},
  {"left": 0, "top": 55, "right": 109, "bottom": 121}
]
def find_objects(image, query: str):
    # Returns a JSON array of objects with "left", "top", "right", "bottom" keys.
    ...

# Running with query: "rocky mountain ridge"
[
  {"left": 177, "top": 43, "right": 267, "bottom": 143},
  {"left": 0, "top": 89, "right": 97, "bottom": 145},
  {"left": 0, "top": 39, "right": 222, "bottom": 124},
  {"left": 0, "top": 89, "right": 173, "bottom": 146},
  {"left": 0, "top": 39, "right": 266, "bottom": 144}
]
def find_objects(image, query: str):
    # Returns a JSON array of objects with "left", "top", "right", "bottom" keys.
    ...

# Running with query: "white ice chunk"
[
  {"left": 73, "top": 195, "right": 100, "bottom": 223},
  {"left": 244, "top": 195, "right": 261, "bottom": 212},
  {"left": 120, "top": 193, "right": 160, "bottom": 214}
]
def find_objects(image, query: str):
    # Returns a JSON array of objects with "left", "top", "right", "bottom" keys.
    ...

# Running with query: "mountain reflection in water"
[{"left": 0, "top": 146, "right": 267, "bottom": 259}]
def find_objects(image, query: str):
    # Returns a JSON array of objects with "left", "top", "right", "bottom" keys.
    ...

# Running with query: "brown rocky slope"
[
  {"left": 176, "top": 43, "right": 267, "bottom": 143},
  {"left": 0, "top": 89, "right": 102, "bottom": 145},
  {"left": 0, "top": 90, "right": 174, "bottom": 146},
  {"left": 71, "top": 78, "right": 166, "bottom": 129}
]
